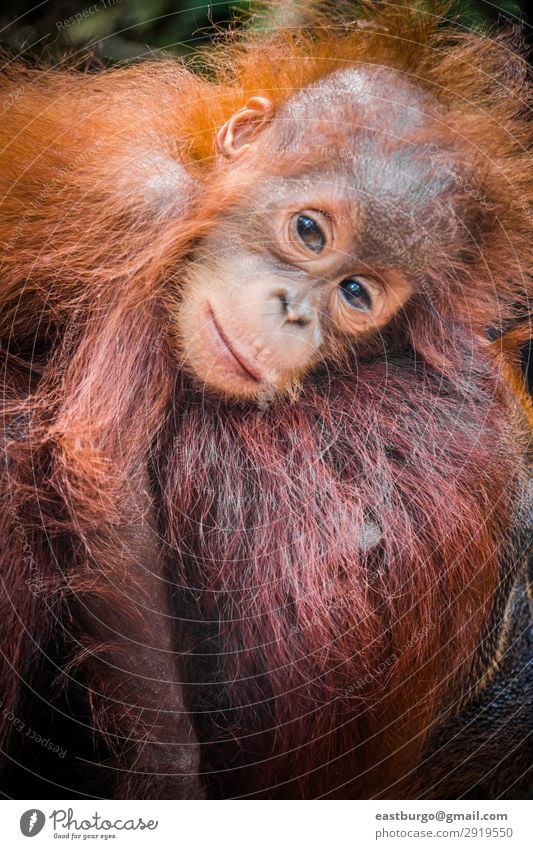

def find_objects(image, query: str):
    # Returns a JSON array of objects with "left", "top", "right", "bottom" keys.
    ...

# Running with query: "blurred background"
[{"left": 0, "top": 1, "right": 531, "bottom": 64}]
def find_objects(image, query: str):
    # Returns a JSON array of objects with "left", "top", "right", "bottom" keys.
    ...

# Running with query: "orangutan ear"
[{"left": 216, "top": 97, "right": 275, "bottom": 159}]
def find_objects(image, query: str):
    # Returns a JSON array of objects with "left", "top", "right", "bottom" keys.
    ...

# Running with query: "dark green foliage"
[{"left": 1, "top": 1, "right": 529, "bottom": 63}]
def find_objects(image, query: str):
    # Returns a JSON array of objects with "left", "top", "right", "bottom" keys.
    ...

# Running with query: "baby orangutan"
[
  {"left": 0, "top": 1, "right": 531, "bottom": 799},
  {"left": 178, "top": 73, "right": 420, "bottom": 399}
]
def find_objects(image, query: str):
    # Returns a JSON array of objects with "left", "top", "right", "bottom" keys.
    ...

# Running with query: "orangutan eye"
[
  {"left": 339, "top": 277, "right": 373, "bottom": 311},
  {"left": 294, "top": 213, "right": 326, "bottom": 253}
]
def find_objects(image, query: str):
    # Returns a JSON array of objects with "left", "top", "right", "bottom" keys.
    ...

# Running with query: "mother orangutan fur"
[
  {"left": 160, "top": 357, "right": 526, "bottom": 799},
  {"left": 0, "top": 1, "right": 531, "bottom": 798}
]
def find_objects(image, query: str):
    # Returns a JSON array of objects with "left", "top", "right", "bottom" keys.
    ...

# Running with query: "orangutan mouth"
[{"left": 207, "top": 306, "right": 263, "bottom": 383}]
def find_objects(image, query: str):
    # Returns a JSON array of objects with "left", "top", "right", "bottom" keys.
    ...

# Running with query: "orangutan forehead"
[
  {"left": 264, "top": 67, "right": 463, "bottom": 268},
  {"left": 274, "top": 64, "right": 455, "bottom": 194},
  {"left": 279, "top": 65, "right": 442, "bottom": 138},
  {"left": 349, "top": 141, "right": 457, "bottom": 268}
]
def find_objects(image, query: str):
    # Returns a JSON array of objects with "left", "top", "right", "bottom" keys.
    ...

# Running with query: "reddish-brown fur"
[
  {"left": 158, "top": 352, "right": 526, "bottom": 798},
  {"left": 0, "top": 1, "right": 531, "bottom": 798}
]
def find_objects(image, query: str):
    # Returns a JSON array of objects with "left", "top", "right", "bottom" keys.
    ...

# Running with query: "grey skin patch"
[
  {"left": 131, "top": 151, "right": 196, "bottom": 210},
  {"left": 358, "top": 520, "right": 382, "bottom": 551},
  {"left": 282, "top": 66, "right": 440, "bottom": 133}
]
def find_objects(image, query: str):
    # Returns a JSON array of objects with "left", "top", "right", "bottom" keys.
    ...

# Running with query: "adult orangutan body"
[{"left": 0, "top": 3, "right": 531, "bottom": 799}]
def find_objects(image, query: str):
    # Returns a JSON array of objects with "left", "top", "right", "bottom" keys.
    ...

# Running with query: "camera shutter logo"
[{"left": 20, "top": 810, "right": 46, "bottom": 837}]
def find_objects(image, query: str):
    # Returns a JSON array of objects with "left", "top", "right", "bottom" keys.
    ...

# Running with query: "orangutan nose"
[
  {"left": 237, "top": 288, "right": 321, "bottom": 379},
  {"left": 276, "top": 290, "right": 314, "bottom": 326}
]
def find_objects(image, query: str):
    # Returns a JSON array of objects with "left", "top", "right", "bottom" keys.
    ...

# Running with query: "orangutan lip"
[{"left": 207, "top": 306, "right": 262, "bottom": 383}]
